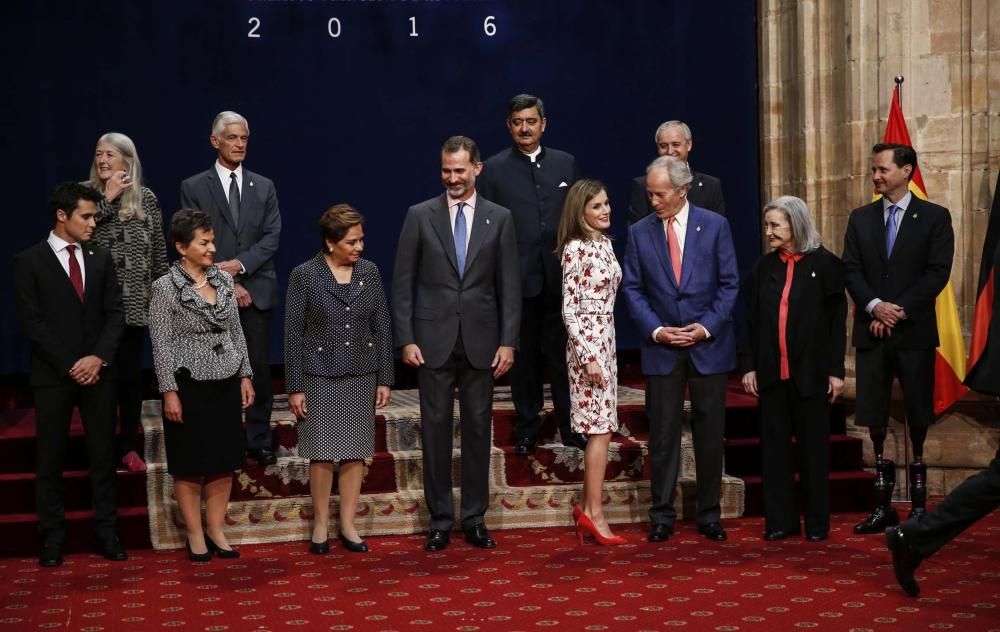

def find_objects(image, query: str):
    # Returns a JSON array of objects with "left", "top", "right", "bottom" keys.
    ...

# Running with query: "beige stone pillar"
[{"left": 758, "top": 0, "right": 1000, "bottom": 494}]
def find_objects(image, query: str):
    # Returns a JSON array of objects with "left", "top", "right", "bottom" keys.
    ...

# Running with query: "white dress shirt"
[
  {"left": 447, "top": 192, "right": 476, "bottom": 251},
  {"left": 47, "top": 231, "right": 86, "bottom": 286},
  {"left": 865, "top": 190, "right": 913, "bottom": 315},
  {"left": 652, "top": 201, "right": 711, "bottom": 341},
  {"left": 214, "top": 161, "right": 244, "bottom": 202}
]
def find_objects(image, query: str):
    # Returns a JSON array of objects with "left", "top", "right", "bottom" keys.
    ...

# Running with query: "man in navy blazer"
[
  {"left": 13, "top": 182, "right": 127, "bottom": 566},
  {"left": 623, "top": 156, "right": 739, "bottom": 543},
  {"left": 180, "top": 111, "right": 282, "bottom": 466},
  {"left": 627, "top": 120, "right": 726, "bottom": 224},
  {"left": 477, "top": 93, "right": 585, "bottom": 455}
]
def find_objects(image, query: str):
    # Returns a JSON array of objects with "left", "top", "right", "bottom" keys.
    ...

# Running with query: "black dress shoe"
[
  {"left": 562, "top": 432, "right": 589, "bottom": 450},
  {"left": 806, "top": 532, "right": 829, "bottom": 542},
  {"left": 309, "top": 539, "right": 330, "bottom": 555},
  {"left": 463, "top": 524, "right": 497, "bottom": 548},
  {"left": 647, "top": 523, "right": 674, "bottom": 542},
  {"left": 205, "top": 535, "right": 240, "bottom": 559},
  {"left": 186, "top": 540, "right": 212, "bottom": 562},
  {"left": 763, "top": 529, "right": 798, "bottom": 541},
  {"left": 886, "top": 526, "right": 921, "bottom": 597},
  {"left": 39, "top": 544, "right": 63, "bottom": 568},
  {"left": 853, "top": 506, "right": 899, "bottom": 534},
  {"left": 97, "top": 537, "right": 129, "bottom": 561},
  {"left": 698, "top": 522, "right": 728, "bottom": 541},
  {"left": 338, "top": 532, "right": 369, "bottom": 553},
  {"left": 247, "top": 447, "right": 277, "bottom": 466},
  {"left": 425, "top": 529, "right": 450, "bottom": 551},
  {"left": 513, "top": 438, "right": 537, "bottom": 456}
]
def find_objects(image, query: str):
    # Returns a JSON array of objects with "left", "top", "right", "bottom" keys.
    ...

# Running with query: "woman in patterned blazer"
[
  {"left": 284, "top": 205, "right": 394, "bottom": 555},
  {"left": 85, "top": 132, "right": 169, "bottom": 472},
  {"left": 556, "top": 180, "right": 626, "bottom": 546},
  {"left": 149, "top": 210, "right": 254, "bottom": 562}
]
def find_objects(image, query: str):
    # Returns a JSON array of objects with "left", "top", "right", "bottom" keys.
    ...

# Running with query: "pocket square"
[{"left": 558, "top": 181, "right": 568, "bottom": 187}]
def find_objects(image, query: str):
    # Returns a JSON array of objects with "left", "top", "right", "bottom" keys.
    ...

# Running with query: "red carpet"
[{"left": 2, "top": 510, "right": 999, "bottom": 631}]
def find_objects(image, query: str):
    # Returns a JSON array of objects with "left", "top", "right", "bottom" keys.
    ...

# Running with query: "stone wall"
[{"left": 758, "top": 0, "right": 1000, "bottom": 494}]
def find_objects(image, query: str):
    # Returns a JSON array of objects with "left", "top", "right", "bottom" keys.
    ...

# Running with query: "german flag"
[
  {"left": 876, "top": 84, "right": 967, "bottom": 414},
  {"left": 967, "top": 170, "right": 1000, "bottom": 379}
]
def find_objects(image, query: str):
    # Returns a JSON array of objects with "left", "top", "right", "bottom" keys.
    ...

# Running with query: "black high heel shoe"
[
  {"left": 186, "top": 540, "right": 211, "bottom": 562},
  {"left": 309, "top": 538, "right": 330, "bottom": 555},
  {"left": 205, "top": 535, "right": 240, "bottom": 559},
  {"left": 338, "top": 532, "right": 369, "bottom": 553}
]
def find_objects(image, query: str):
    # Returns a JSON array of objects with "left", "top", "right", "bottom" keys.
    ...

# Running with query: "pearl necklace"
[{"left": 192, "top": 277, "right": 209, "bottom": 290}]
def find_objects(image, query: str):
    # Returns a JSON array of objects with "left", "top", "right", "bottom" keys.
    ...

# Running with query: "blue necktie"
[
  {"left": 885, "top": 204, "right": 899, "bottom": 256},
  {"left": 454, "top": 202, "right": 467, "bottom": 278}
]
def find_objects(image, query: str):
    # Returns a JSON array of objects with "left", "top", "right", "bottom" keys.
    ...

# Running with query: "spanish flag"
[{"left": 877, "top": 84, "right": 967, "bottom": 414}]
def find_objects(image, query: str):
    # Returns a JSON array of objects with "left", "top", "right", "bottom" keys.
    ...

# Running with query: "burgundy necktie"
[{"left": 66, "top": 244, "right": 84, "bottom": 302}]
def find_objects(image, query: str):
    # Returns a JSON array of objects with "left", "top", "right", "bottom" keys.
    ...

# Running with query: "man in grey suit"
[
  {"left": 392, "top": 136, "right": 521, "bottom": 551},
  {"left": 180, "top": 111, "right": 282, "bottom": 466}
]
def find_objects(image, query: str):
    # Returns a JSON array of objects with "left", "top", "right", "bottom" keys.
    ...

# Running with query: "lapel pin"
[
  {"left": 249, "top": 180, "right": 254, "bottom": 187},
  {"left": 88, "top": 250, "right": 93, "bottom": 255},
  {"left": 359, "top": 281, "right": 364, "bottom": 286},
  {"left": 696, "top": 226, "right": 702, "bottom": 232},
  {"left": 486, "top": 218, "right": 490, "bottom": 225},
  {"left": 811, "top": 271, "right": 816, "bottom": 278},
  {"left": 912, "top": 213, "right": 917, "bottom": 218}
]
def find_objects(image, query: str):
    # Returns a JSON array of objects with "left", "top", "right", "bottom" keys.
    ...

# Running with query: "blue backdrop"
[{"left": 0, "top": 0, "right": 759, "bottom": 375}]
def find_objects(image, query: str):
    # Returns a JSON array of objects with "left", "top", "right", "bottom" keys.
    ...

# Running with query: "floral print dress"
[{"left": 561, "top": 235, "right": 621, "bottom": 434}]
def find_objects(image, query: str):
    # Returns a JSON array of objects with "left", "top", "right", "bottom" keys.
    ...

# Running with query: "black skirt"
[{"left": 164, "top": 369, "right": 244, "bottom": 476}]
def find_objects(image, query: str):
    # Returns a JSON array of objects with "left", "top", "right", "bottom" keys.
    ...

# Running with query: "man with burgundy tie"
[
  {"left": 622, "top": 156, "right": 739, "bottom": 543},
  {"left": 180, "top": 111, "right": 282, "bottom": 466},
  {"left": 842, "top": 143, "right": 954, "bottom": 534},
  {"left": 392, "top": 136, "right": 520, "bottom": 551},
  {"left": 13, "top": 182, "right": 127, "bottom": 566}
]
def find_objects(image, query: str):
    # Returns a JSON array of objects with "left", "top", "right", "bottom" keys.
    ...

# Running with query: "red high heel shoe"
[
  {"left": 576, "top": 512, "right": 627, "bottom": 546},
  {"left": 572, "top": 504, "right": 582, "bottom": 524}
]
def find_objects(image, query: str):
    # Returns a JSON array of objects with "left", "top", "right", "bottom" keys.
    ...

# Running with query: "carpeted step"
[
  {"left": 0, "top": 506, "right": 151, "bottom": 557},
  {"left": 144, "top": 476, "right": 746, "bottom": 550},
  {"left": 723, "top": 434, "right": 867, "bottom": 476},
  {"left": 0, "top": 470, "right": 148, "bottom": 514},
  {"left": 739, "top": 470, "right": 877, "bottom": 516}
]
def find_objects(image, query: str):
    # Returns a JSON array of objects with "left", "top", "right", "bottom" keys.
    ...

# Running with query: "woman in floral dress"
[{"left": 556, "top": 179, "right": 625, "bottom": 545}]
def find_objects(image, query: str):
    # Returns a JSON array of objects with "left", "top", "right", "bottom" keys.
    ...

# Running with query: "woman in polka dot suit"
[{"left": 284, "top": 205, "right": 394, "bottom": 554}]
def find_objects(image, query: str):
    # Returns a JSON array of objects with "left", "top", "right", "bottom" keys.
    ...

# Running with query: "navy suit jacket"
[
  {"left": 623, "top": 205, "right": 739, "bottom": 376},
  {"left": 179, "top": 165, "right": 282, "bottom": 310},
  {"left": 842, "top": 196, "right": 953, "bottom": 350},
  {"left": 627, "top": 170, "right": 726, "bottom": 224},
  {"left": 284, "top": 255, "right": 394, "bottom": 392},
  {"left": 477, "top": 145, "right": 578, "bottom": 299}
]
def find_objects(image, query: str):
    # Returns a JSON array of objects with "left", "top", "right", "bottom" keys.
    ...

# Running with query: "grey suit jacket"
[
  {"left": 392, "top": 193, "right": 521, "bottom": 370},
  {"left": 179, "top": 165, "right": 282, "bottom": 310}
]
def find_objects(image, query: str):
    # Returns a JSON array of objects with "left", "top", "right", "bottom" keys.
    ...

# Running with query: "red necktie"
[
  {"left": 666, "top": 217, "right": 682, "bottom": 285},
  {"left": 66, "top": 244, "right": 84, "bottom": 302}
]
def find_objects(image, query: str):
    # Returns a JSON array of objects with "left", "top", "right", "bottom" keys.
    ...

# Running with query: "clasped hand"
[{"left": 655, "top": 323, "right": 707, "bottom": 347}]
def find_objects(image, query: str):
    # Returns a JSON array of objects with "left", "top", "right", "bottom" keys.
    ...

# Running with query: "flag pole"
[{"left": 894, "top": 73, "right": 912, "bottom": 506}]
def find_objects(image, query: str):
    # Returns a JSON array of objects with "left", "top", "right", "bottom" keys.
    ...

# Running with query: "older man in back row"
[{"left": 623, "top": 156, "right": 739, "bottom": 543}]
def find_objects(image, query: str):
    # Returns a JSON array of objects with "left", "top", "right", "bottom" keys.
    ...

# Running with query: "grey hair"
[
  {"left": 654, "top": 120, "right": 692, "bottom": 142},
  {"left": 211, "top": 111, "right": 250, "bottom": 137},
  {"left": 87, "top": 132, "right": 144, "bottom": 220},
  {"left": 647, "top": 155, "right": 693, "bottom": 190},
  {"left": 763, "top": 195, "right": 822, "bottom": 253}
]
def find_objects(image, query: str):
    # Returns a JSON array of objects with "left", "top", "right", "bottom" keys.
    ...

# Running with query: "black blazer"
[
  {"left": 739, "top": 246, "right": 847, "bottom": 398},
  {"left": 284, "top": 255, "right": 394, "bottom": 392},
  {"left": 477, "top": 145, "right": 578, "bottom": 299},
  {"left": 842, "top": 197, "right": 954, "bottom": 350},
  {"left": 12, "top": 240, "right": 124, "bottom": 387},
  {"left": 965, "top": 242, "right": 1000, "bottom": 396},
  {"left": 627, "top": 170, "right": 725, "bottom": 224}
]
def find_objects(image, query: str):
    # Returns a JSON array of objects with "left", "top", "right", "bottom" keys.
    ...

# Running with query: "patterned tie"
[
  {"left": 66, "top": 244, "right": 84, "bottom": 302},
  {"left": 666, "top": 217, "right": 682, "bottom": 285},
  {"left": 885, "top": 204, "right": 899, "bottom": 256},
  {"left": 454, "top": 202, "right": 467, "bottom": 279},
  {"left": 228, "top": 172, "right": 241, "bottom": 225}
]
